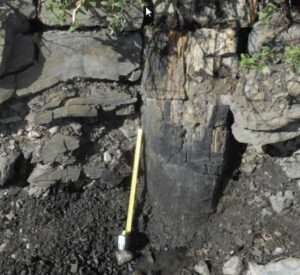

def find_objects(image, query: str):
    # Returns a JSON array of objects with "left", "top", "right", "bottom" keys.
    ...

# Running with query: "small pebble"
[
  {"left": 194, "top": 260, "right": 210, "bottom": 275},
  {"left": 223, "top": 256, "right": 243, "bottom": 275},
  {"left": 0, "top": 242, "right": 7, "bottom": 253},
  {"left": 115, "top": 250, "right": 134, "bottom": 266},
  {"left": 104, "top": 151, "right": 112, "bottom": 163},
  {"left": 273, "top": 247, "right": 284, "bottom": 256}
]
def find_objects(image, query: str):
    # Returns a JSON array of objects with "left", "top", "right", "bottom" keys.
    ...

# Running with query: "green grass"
[
  {"left": 44, "top": 0, "right": 129, "bottom": 33},
  {"left": 240, "top": 47, "right": 275, "bottom": 71},
  {"left": 240, "top": 45, "right": 300, "bottom": 73},
  {"left": 284, "top": 46, "right": 300, "bottom": 73},
  {"left": 258, "top": 3, "right": 278, "bottom": 24}
]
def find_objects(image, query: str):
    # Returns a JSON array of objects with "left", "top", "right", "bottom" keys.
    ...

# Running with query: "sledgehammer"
[{"left": 116, "top": 128, "right": 143, "bottom": 265}]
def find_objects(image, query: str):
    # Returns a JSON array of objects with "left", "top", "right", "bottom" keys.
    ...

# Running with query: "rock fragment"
[
  {"left": 0, "top": 150, "right": 20, "bottom": 187},
  {"left": 230, "top": 22, "right": 300, "bottom": 148},
  {"left": 194, "top": 260, "right": 210, "bottom": 275},
  {"left": 269, "top": 190, "right": 294, "bottom": 214},
  {"left": 40, "top": 134, "right": 80, "bottom": 164},
  {"left": 223, "top": 256, "right": 243, "bottom": 275},
  {"left": 16, "top": 31, "right": 142, "bottom": 97},
  {"left": 27, "top": 164, "right": 81, "bottom": 196},
  {"left": 83, "top": 155, "right": 105, "bottom": 180},
  {"left": 247, "top": 258, "right": 300, "bottom": 275},
  {"left": 277, "top": 150, "right": 300, "bottom": 179},
  {"left": 115, "top": 250, "right": 134, "bottom": 266}
]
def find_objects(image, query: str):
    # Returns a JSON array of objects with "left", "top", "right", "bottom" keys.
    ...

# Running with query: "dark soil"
[
  {"left": 0, "top": 182, "right": 129, "bottom": 275},
  {"left": 1, "top": 152, "right": 300, "bottom": 275}
]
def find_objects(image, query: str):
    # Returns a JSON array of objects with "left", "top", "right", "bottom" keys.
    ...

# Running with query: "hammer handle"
[{"left": 125, "top": 128, "right": 143, "bottom": 234}]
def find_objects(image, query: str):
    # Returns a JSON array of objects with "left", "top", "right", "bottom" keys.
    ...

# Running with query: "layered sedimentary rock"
[
  {"left": 230, "top": 18, "right": 300, "bottom": 149},
  {"left": 0, "top": 1, "right": 142, "bottom": 195}
]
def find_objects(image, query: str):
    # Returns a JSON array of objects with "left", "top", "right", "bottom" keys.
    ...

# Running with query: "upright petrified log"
[{"left": 142, "top": 30, "right": 237, "bottom": 246}]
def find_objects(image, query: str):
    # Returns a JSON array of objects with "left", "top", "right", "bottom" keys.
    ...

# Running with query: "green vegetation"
[
  {"left": 258, "top": 3, "right": 278, "bottom": 24},
  {"left": 240, "top": 47, "right": 275, "bottom": 71},
  {"left": 240, "top": 45, "right": 300, "bottom": 73},
  {"left": 45, "top": 0, "right": 129, "bottom": 32},
  {"left": 284, "top": 46, "right": 300, "bottom": 73}
]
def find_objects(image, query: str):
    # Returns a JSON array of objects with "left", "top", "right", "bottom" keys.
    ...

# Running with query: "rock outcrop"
[
  {"left": 230, "top": 14, "right": 300, "bottom": 149},
  {"left": 0, "top": 1, "right": 141, "bottom": 199}
]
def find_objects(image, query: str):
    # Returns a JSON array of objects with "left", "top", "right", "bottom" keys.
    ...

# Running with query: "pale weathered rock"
[
  {"left": 277, "top": 150, "right": 300, "bottom": 179},
  {"left": 30, "top": 87, "right": 137, "bottom": 125},
  {"left": 194, "top": 260, "right": 210, "bottom": 275},
  {"left": 0, "top": 151, "right": 20, "bottom": 186},
  {"left": 230, "top": 19, "right": 300, "bottom": 148},
  {"left": 269, "top": 190, "right": 294, "bottom": 214},
  {"left": 247, "top": 258, "right": 300, "bottom": 275},
  {"left": 27, "top": 164, "right": 81, "bottom": 196},
  {"left": 115, "top": 250, "right": 134, "bottom": 266},
  {"left": 186, "top": 28, "right": 237, "bottom": 77},
  {"left": 223, "top": 256, "right": 243, "bottom": 275},
  {"left": 248, "top": 11, "right": 288, "bottom": 54},
  {"left": 16, "top": 31, "right": 142, "bottom": 97},
  {"left": 232, "top": 125, "right": 300, "bottom": 150},
  {"left": 143, "top": 29, "right": 237, "bottom": 99},
  {"left": 83, "top": 155, "right": 105, "bottom": 180},
  {"left": 40, "top": 134, "right": 80, "bottom": 164},
  {"left": 230, "top": 64, "right": 300, "bottom": 147}
]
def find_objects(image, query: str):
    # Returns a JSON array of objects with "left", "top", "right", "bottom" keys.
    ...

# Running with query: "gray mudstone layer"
[
  {"left": 15, "top": 31, "right": 142, "bottom": 97},
  {"left": 40, "top": 133, "right": 80, "bottom": 164},
  {"left": 23, "top": 82, "right": 137, "bottom": 126},
  {"left": 142, "top": 29, "right": 237, "bottom": 246}
]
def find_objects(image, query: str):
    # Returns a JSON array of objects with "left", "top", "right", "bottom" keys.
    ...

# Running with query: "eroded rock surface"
[
  {"left": 230, "top": 20, "right": 300, "bottom": 149},
  {"left": 15, "top": 31, "right": 142, "bottom": 97}
]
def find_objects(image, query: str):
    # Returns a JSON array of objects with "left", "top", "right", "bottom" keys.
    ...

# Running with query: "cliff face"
[
  {"left": 143, "top": 0, "right": 300, "bottom": 246},
  {"left": 1, "top": 0, "right": 300, "bottom": 274}
]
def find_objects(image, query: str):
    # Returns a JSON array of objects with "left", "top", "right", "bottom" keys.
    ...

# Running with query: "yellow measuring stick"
[{"left": 124, "top": 128, "right": 143, "bottom": 234}]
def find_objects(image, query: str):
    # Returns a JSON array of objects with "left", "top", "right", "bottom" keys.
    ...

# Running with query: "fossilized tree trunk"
[{"left": 142, "top": 30, "right": 237, "bottom": 246}]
